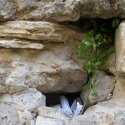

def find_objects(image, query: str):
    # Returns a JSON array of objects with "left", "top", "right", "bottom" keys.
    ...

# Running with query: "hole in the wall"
[{"left": 44, "top": 92, "right": 81, "bottom": 107}]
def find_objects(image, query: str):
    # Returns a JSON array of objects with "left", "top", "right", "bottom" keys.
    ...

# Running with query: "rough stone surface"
[
  {"left": 0, "top": 21, "right": 83, "bottom": 42},
  {"left": 110, "top": 77, "right": 125, "bottom": 107},
  {"left": 36, "top": 101, "right": 125, "bottom": 125},
  {"left": 0, "top": 43, "right": 87, "bottom": 93},
  {"left": 0, "top": 88, "right": 46, "bottom": 111},
  {"left": 113, "top": 21, "right": 125, "bottom": 107},
  {"left": 0, "top": 102, "right": 20, "bottom": 125},
  {"left": 105, "top": 53, "right": 116, "bottom": 75},
  {"left": 116, "top": 21, "right": 125, "bottom": 75},
  {"left": 0, "top": 21, "right": 86, "bottom": 94},
  {"left": 37, "top": 106, "right": 69, "bottom": 121},
  {"left": 36, "top": 107, "right": 70, "bottom": 125},
  {"left": 69, "top": 102, "right": 125, "bottom": 125},
  {"left": 0, "top": 0, "right": 16, "bottom": 21},
  {"left": 35, "top": 116, "right": 64, "bottom": 125},
  {"left": 0, "top": 0, "right": 125, "bottom": 21},
  {"left": 18, "top": 110, "right": 36, "bottom": 125},
  {"left": 0, "top": 1, "right": 125, "bottom": 125},
  {"left": 0, "top": 38, "right": 44, "bottom": 49},
  {"left": 81, "top": 71, "right": 115, "bottom": 107},
  {"left": 0, "top": 89, "right": 44, "bottom": 125}
]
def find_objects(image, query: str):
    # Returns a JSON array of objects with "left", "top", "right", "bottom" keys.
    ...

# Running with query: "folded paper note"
[{"left": 60, "top": 96, "right": 84, "bottom": 117}]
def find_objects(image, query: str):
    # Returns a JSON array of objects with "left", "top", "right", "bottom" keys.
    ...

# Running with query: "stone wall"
[
  {"left": 0, "top": 0, "right": 125, "bottom": 21},
  {"left": 0, "top": 0, "right": 125, "bottom": 125}
]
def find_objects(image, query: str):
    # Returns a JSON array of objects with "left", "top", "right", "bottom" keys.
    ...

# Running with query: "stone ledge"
[{"left": 0, "top": 21, "right": 83, "bottom": 43}]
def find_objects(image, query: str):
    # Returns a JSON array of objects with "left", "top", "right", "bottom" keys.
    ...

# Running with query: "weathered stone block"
[
  {"left": 81, "top": 71, "right": 115, "bottom": 107},
  {"left": 0, "top": 21, "right": 83, "bottom": 42},
  {"left": 0, "top": 43, "right": 87, "bottom": 93},
  {"left": 0, "top": 88, "right": 46, "bottom": 111},
  {"left": 116, "top": 21, "right": 125, "bottom": 75},
  {"left": 0, "top": 0, "right": 125, "bottom": 21},
  {"left": 35, "top": 116, "right": 64, "bottom": 125},
  {"left": 0, "top": 102, "right": 20, "bottom": 125}
]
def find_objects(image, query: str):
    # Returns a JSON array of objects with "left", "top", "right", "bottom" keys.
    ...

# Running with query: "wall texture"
[{"left": 0, "top": 0, "right": 125, "bottom": 125}]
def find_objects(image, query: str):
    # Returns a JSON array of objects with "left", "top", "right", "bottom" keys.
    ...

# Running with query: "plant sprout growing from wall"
[{"left": 77, "top": 18, "right": 121, "bottom": 108}]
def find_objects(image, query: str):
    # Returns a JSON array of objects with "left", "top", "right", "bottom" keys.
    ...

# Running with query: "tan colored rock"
[
  {"left": 36, "top": 107, "right": 70, "bottom": 125},
  {"left": 0, "top": 43, "right": 87, "bottom": 93},
  {"left": 35, "top": 116, "right": 64, "bottom": 125},
  {"left": 114, "top": 21, "right": 125, "bottom": 106},
  {"left": 36, "top": 101, "right": 125, "bottom": 125},
  {"left": 0, "top": 19, "right": 86, "bottom": 94},
  {"left": 18, "top": 110, "right": 36, "bottom": 125},
  {"left": 105, "top": 53, "right": 116, "bottom": 75},
  {"left": 0, "top": 85, "right": 8, "bottom": 94},
  {"left": 116, "top": 21, "right": 125, "bottom": 75},
  {"left": 0, "top": 21, "right": 83, "bottom": 42},
  {"left": 69, "top": 102, "right": 125, "bottom": 125},
  {"left": 81, "top": 71, "right": 115, "bottom": 107},
  {"left": 110, "top": 77, "right": 125, "bottom": 107},
  {"left": 0, "top": 38, "right": 44, "bottom": 49},
  {"left": 37, "top": 107, "right": 69, "bottom": 121}
]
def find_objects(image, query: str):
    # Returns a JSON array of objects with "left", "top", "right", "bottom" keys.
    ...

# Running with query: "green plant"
[{"left": 77, "top": 18, "right": 120, "bottom": 108}]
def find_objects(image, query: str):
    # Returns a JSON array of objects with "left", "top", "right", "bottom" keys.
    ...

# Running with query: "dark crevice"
[{"left": 44, "top": 92, "right": 81, "bottom": 107}]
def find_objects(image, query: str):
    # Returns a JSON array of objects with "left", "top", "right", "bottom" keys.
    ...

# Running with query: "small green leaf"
[
  {"left": 82, "top": 82, "right": 91, "bottom": 92},
  {"left": 94, "top": 61, "right": 102, "bottom": 67},
  {"left": 77, "top": 19, "right": 120, "bottom": 110},
  {"left": 84, "top": 41, "right": 91, "bottom": 46},
  {"left": 95, "top": 34, "right": 102, "bottom": 41}
]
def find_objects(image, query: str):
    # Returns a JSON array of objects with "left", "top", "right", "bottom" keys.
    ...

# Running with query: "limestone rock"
[
  {"left": 35, "top": 116, "right": 64, "bottom": 125},
  {"left": 36, "top": 101, "right": 125, "bottom": 125},
  {"left": 114, "top": 21, "right": 125, "bottom": 106},
  {"left": 18, "top": 110, "right": 36, "bottom": 125},
  {"left": 0, "top": 21, "right": 83, "bottom": 42},
  {"left": 0, "top": 88, "right": 46, "bottom": 111},
  {"left": 105, "top": 53, "right": 116, "bottom": 75},
  {"left": 0, "top": 43, "right": 87, "bottom": 93},
  {"left": 111, "top": 77, "right": 125, "bottom": 107},
  {"left": 36, "top": 107, "right": 70, "bottom": 125},
  {"left": 81, "top": 71, "right": 115, "bottom": 107},
  {"left": 69, "top": 102, "right": 125, "bottom": 125},
  {"left": 0, "top": 0, "right": 16, "bottom": 21},
  {"left": 116, "top": 21, "right": 125, "bottom": 75},
  {"left": 0, "top": 102, "right": 20, "bottom": 125},
  {"left": 70, "top": 71, "right": 125, "bottom": 125},
  {"left": 0, "top": 38, "right": 44, "bottom": 49},
  {"left": 0, "top": 0, "right": 125, "bottom": 21},
  {"left": 37, "top": 106, "right": 68, "bottom": 120},
  {"left": 80, "top": 0, "right": 125, "bottom": 19}
]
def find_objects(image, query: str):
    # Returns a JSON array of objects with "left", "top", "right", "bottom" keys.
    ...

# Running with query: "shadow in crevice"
[{"left": 44, "top": 92, "right": 81, "bottom": 107}]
